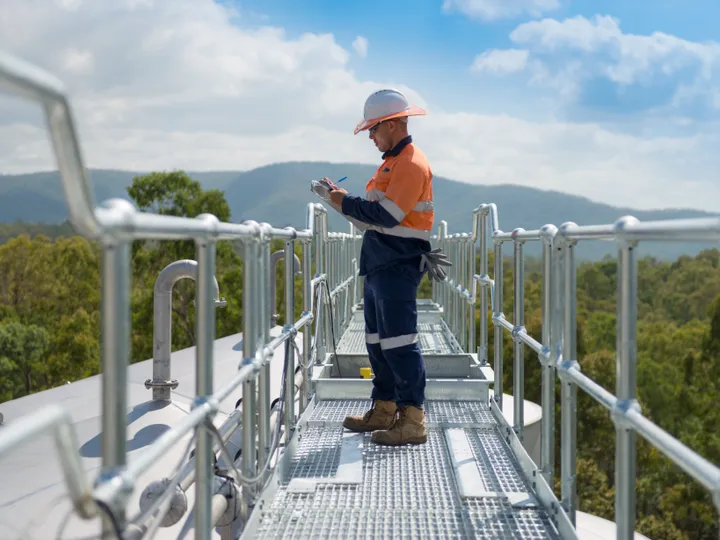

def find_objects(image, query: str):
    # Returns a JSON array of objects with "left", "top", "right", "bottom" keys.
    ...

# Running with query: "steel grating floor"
[
  {"left": 245, "top": 400, "right": 562, "bottom": 539},
  {"left": 336, "top": 321, "right": 461, "bottom": 355}
]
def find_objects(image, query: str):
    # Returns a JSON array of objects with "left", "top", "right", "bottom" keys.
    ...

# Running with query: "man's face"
[{"left": 369, "top": 120, "right": 394, "bottom": 153}]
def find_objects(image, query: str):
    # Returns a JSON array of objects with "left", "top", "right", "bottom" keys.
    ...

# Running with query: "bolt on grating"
[
  {"left": 465, "top": 428, "right": 530, "bottom": 493},
  {"left": 308, "top": 399, "right": 497, "bottom": 427},
  {"left": 463, "top": 498, "right": 561, "bottom": 539}
]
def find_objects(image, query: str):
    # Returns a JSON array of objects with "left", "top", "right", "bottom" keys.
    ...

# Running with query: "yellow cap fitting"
[{"left": 359, "top": 367, "right": 372, "bottom": 379}]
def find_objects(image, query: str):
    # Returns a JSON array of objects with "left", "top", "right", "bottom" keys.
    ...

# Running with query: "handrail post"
[
  {"left": 284, "top": 236, "right": 296, "bottom": 444},
  {"left": 241, "top": 223, "right": 260, "bottom": 518},
  {"left": 478, "top": 210, "right": 489, "bottom": 364},
  {"left": 193, "top": 214, "right": 219, "bottom": 540},
  {"left": 257, "top": 225, "right": 272, "bottom": 478},
  {"left": 512, "top": 228, "right": 525, "bottom": 441},
  {"left": 300, "top": 238, "right": 312, "bottom": 412},
  {"left": 269, "top": 250, "right": 301, "bottom": 324},
  {"left": 540, "top": 225, "right": 558, "bottom": 486},
  {"left": 97, "top": 200, "right": 133, "bottom": 533},
  {"left": 492, "top": 232, "right": 504, "bottom": 409},
  {"left": 558, "top": 222, "right": 579, "bottom": 525},
  {"left": 460, "top": 233, "right": 468, "bottom": 351},
  {"left": 468, "top": 231, "right": 476, "bottom": 356},
  {"left": 614, "top": 216, "right": 640, "bottom": 539}
]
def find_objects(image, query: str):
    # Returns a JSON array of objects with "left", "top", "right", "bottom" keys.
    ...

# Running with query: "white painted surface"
[{"left": 0, "top": 328, "right": 297, "bottom": 539}]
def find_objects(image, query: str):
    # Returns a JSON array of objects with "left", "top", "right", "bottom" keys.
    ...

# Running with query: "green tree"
[{"left": 126, "top": 171, "right": 244, "bottom": 362}]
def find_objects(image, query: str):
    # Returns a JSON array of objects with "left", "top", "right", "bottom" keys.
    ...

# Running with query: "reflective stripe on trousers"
[{"left": 363, "top": 261, "right": 426, "bottom": 407}]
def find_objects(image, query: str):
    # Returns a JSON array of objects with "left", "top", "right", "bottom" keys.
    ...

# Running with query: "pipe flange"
[
  {"left": 144, "top": 379, "right": 179, "bottom": 390},
  {"left": 138, "top": 478, "right": 188, "bottom": 528},
  {"left": 213, "top": 475, "right": 242, "bottom": 527}
]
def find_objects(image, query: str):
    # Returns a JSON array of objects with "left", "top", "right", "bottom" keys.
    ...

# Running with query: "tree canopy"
[{"left": 0, "top": 170, "right": 718, "bottom": 539}]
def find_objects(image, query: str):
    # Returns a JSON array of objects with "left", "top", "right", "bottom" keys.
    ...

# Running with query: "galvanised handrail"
[
  {"left": 431, "top": 203, "right": 720, "bottom": 539},
  {"left": 0, "top": 51, "right": 361, "bottom": 538}
]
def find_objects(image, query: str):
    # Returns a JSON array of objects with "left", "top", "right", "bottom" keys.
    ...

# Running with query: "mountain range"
[{"left": 1, "top": 162, "right": 717, "bottom": 261}]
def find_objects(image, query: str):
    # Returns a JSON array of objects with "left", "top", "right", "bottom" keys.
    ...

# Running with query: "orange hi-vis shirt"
[{"left": 340, "top": 136, "right": 435, "bottom": 276}]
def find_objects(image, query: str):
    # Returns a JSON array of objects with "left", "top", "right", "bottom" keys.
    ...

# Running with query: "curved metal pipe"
[
  {"left": 145, "top": 259, "right": 227, "bottom": 401},
  {"left": 270, "top": 250, "right": 302, "bottom": 324}
]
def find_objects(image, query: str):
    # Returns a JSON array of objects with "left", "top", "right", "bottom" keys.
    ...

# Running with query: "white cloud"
[
  {"left": 480, "top": 15, "right": 720, "bottom": 119},
  {"left": 352, "top": 36, "right": 368, "bottom": 59},
  {"left": 442, "top": 0, "right": 560, "bottom": 21},
  {"left": 0, "top": 1, "right": 718, "bottom": 212},
  {"left": 471, "top": 49, "right": 529, "bottom": 75}
]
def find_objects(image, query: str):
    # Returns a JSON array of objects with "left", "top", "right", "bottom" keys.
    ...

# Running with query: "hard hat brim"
[{"left": 354, "top": 104, "right": 427, "bottom": 135}]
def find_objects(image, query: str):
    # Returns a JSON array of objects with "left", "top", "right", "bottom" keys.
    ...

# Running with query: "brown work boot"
[
  {"left": 371, "top": 405, "right": 427, "bottom": 446},
  {"left": 342, "top": 400, "right": 397, "bottom": 432}
]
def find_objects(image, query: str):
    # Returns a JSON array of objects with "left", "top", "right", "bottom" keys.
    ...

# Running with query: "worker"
[{"left": 324, "top": 88, "right": 451, "bottom": 446}]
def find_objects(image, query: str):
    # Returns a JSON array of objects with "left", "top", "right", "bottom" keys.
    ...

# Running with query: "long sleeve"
[{"left": 340, "top": 195, "right": 400, "bottom": 228}]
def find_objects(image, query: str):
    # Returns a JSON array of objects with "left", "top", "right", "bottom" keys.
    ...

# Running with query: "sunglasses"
[{"left": 369, "top": 120, "right": 386, "bottom": 134}]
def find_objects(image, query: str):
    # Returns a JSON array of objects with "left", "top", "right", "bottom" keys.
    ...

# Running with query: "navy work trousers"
[{"left": 363, "top": 260, "right": 426, "bottom": 408}]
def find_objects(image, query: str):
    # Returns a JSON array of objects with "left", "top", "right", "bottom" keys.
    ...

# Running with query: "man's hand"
[{"left": 329, "top": 188, "right": 348, "bottom": 207}]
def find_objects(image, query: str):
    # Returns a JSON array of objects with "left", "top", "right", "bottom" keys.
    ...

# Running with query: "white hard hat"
[{"left": 354, "top": 89, "right": 427, "bottom": 135}]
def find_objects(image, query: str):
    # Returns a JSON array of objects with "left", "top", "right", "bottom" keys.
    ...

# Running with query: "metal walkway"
[{"left": 240, "top": 303, "right": 570, "bottom": 540}]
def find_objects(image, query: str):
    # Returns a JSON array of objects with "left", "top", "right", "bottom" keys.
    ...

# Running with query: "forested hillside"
[{"left": 0, "top": 171, "right": 718, "bottom": 539}]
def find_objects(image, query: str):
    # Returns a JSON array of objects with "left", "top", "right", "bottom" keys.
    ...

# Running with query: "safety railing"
[
  {"left": 432, "top": 203, "right": 720, "bottom": 539},
  {"left": 0, "top": 51, "right": 361, "bottom": 538}
]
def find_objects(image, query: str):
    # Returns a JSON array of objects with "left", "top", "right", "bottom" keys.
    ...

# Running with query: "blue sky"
[
  {"left": 0, "top": 0, "right": 718, "bottom": 211},
  {"left": 231, "top": 0, "right": 720, "bottom": 122}
]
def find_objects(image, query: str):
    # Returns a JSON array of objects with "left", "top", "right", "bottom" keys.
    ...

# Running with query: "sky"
[{"left": 0, "top": 0, "right": 718, "bottom": 211}]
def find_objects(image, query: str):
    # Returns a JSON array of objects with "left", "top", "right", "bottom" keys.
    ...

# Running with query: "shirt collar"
[{"left": 382, "top": 135, "right": 412, "bottom": 160}]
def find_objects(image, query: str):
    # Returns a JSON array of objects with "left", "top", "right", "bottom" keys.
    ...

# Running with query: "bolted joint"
[
  {"left": 95, "top": 467, "right": 135, "bottom": 516},
  {"left": 241, "top": 219, "right": 263, "bottom": 242},
  {"left": 611, "top": 398, "right": 642, "bottom": 431},
  {"left": 556, "top": 359, "right": 580, "bottom": 382},
  {"left": 212, "top": 475, "right": 243, "bottom": 527},
  {"left": 492, "top": 229, "right": 505, "bottom": 245},
  {"left": 511, "top": 325, "right": 526, "bottom": 342},
  {"left": 556, "top": 221, "right": 578, "bottom": 248},
  {"left": 511, "top": 227, "right": 526, "bottom": 244},
  {"left": 195, "top": 213, "right": 221, "bottom": 242},
  {"left": 283, "top": 323, "right": 299, "bottom": 338},
  {"left": 258, "top": 222, "right": 274, "bottom": 243},
  {"left": 540, "top": 224, "right": 558, "bottom": 246},
  {"left": 613, "top": 215, "right": 640, "bottom": 249},
  {"left": 538, "top": 345, "right": 552, "bottom": 366},
  {"left": 282, "top": 225, "right": 298, "bottom": 240},
  {"left": 190, "top": 396, "right": 219, "bottom": 424},
  {"left": 97, "top": 198, "right": 138, "bottom": 244}
]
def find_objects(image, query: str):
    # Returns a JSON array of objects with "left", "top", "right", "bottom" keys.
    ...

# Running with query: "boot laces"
[
  {"left": 363, "top": 400, "right": 378, "bottom": 422},
  {"left": 388, "top": 407, "right": 407, "bottom": 430}
]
